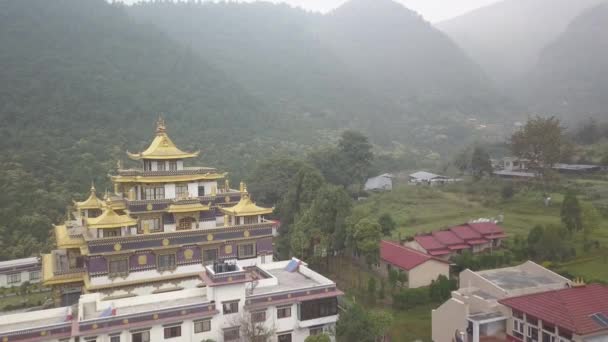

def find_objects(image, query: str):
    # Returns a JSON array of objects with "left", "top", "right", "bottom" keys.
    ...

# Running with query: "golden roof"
[
  {"left": 54, "top": 225, "right": 84, "bottom": 249},
  {"left": 127, "top": 117, "right": 199, "bottom": 160},
  {"left": 221, "top": 186, "right": 273, "bottom": 216},
  {"left": 167, "top": 202, "right": 210, "bottom": 214},
  {"left": 111, "top": 172, "right": 226, "bottom": 184},
  {"left": 87, "top": 203, "right": 137, "bottom": 229},
  {"left": 74, "top": 183, "right": 103, "bottom": 210}
]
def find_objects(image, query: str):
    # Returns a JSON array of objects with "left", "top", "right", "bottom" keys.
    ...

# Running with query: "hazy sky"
[{"left": 121, "top": 0, "right": 502, "bottom": 22}]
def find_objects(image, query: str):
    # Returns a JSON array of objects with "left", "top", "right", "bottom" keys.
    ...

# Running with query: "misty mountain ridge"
[{"left": 438, "top": 0, "right": 606, "bottom": 85}]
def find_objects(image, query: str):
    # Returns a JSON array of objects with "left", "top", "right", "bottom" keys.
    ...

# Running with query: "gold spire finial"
[
  {"left": 116, "top": 159, "right": 122, "bottom": 170},
  {"left": 156, "top": 115, "right": 166, "bottom": 134},
  {"left": 90, "top": 182, "right": 96, "bottom": 193},
  {"left": 239, "top": 181, "right": 245, "bottom": 192},
  {"left": 225, "top": 179, "right": 230, "bottom": 192}
]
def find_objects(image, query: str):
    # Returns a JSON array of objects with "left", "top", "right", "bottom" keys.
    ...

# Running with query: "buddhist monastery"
[{"left": 42, "top": 118, "right": 276, "bottom": 306}]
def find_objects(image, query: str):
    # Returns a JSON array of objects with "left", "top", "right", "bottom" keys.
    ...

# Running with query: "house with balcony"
[
  {"left": 431, "top": 261, "right": 572, "bottom": 342},
  {"left": 42, "top": 118, "right": 277, "bottom": 306},
  {"left": 1, "top": 258, "right": 342, "bottom": 342}
]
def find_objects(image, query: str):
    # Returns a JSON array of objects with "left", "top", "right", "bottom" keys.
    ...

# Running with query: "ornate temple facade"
[{"left": 42, "top": 119, "right": 277, "bottom": 306}]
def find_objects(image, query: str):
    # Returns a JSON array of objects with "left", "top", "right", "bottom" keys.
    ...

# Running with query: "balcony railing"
[{"left": 116, "top": 167, "right": 218, "bottom": 177}]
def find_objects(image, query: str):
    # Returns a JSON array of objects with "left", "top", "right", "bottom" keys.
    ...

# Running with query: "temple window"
[
  {"left": 143, "top": 160, "right": 152, "bottom": 171},
  {"left": 157, "top": 161, "right": 166, "bottom": 171},
  {"left": 198, "top": 185, "right": 205, "bottom": 197},
  {"left": 203, "top": 248, "right": 219, "bottom": 265},
  {"left": 138, "top": 217, "right": 162, "bottom": 234},
  {"left": 103, "top": 228, "right": 121, "bottom": 238},
  {"left": 237, "top": 243, "right": 256, "bottom": 259},
  {"left": 131, "top": 330, "right": 150, "bottom": 342},
  {"left": 176, "top": 184, "right": 189, "bottom": 199},
  {"left": 169, "top": 161, "right": 177, "bottom": 171},
  {"left": 158, "top": 253, "right": 176, "bottom": 271},
  {"left": 108, "top": 259, "right": 128, "bottom": 278},
  {"left": 143, "top": 186, "right": 164, "bottom": 200},
  {"left": 244, "top": 216, "right": 258, "bottom": 225},
  {"left": 177, "top": 217, "right": 195, "bottom": 230}
]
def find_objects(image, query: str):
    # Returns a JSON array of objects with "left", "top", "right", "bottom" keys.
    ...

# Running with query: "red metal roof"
[
  {"left": 467, "top": 238, "right": 490, "bottom": 245},
  {"left": 447, "top": 244, "right": 471, "bottom": 251},
  {"left": 468, "top": 222, "right": 505, "bottom": 236},
  {"left": 499, "top": 284, "right": 608, "bottom": 335},
  {"left": 451, "top": 225, "right": 484, "bottom": 240},
  {"left": 432, "top": 230, "right": 465, "bottom": 246},
  {"left": 380, "top": 240, "right": 448, "bottom": 271},
  {"left": 414, "top": 235, "right": 446, "bottom": 251},
  {"left": 428, "top": 249, "right": 451, "bottom": 256}
]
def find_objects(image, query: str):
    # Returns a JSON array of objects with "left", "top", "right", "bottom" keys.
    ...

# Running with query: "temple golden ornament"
[
  {"left": 42, "top": 119, "right": 275, "bottom": 307},
  {"left": 73, "top": 183, "right": 103, "bottom": 210},
  {"left": 126, "top": 117, "right": 199, "bottom": 160}
]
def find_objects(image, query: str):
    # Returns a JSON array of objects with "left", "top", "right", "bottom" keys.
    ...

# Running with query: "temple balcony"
[
  {"left": 42, "top": 252, "right": 85, "bottom": 286},
  {"left": 116, "top": 166, "right": 219, "bottom": 177}
]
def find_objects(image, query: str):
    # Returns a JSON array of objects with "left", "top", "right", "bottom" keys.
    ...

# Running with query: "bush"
[
  {"left": 501, "top": 183, "right": 515, "bottom": 200},
  {"left": 392, "top": 287, "right": 430, "bottom": 310}
]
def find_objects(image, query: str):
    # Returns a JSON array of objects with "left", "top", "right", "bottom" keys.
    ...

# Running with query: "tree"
[
  {"left": 336, "top": 305, "right": 392, "bottom": 342},
  {"left": 378, "top": 213, "right": 396, "bottom": 236},
  {"left": 367, "top": 277, "right": 377, "bottom": 300},
  {"left": 349, "top": 218, "right": 382, "bottom": 267},
  {"left": 581, "top": 202, "right": 601, "bottom": 247},
  {"left": 511, "top": 116, "right": 563, "bottom": 172},
  {"left": 471, "top": 146, "right": 493, "bottom": 179},
  {"left": 247, "top": 158, "right": 309, "bottom": 206},
  {"left": 305, "top": 334, "right": 331, "bottom": 342},
  {"left": 231, "top": 312, "right": 275, "bottom": 342},
  {"left": 561, "top": 192, "right": 582, "bottom": 234}
]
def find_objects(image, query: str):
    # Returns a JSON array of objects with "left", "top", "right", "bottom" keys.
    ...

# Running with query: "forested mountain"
[
  {"left": 129, "top": 0, "right": 511, "bottom": 145},
  {"left": 438, "top": 0, "right": 605, "bottom": 85},
  {"left": 0, "top": 0, "right": 515, "bottom": 260},
  {"left": 0, "top": 0, "right": 277, "bottom": 259},
  {"left": 521, "top": 3, "right": 608, "bottom": 122}
]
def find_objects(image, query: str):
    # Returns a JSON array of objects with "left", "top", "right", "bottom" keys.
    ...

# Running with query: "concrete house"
[
  {"left": 0, "top": 257, "right": 41, "bottom": 288},
  {"left": 377, "top": 240, "right": 450, "bottom": 288},
  {"left": 431, "top": 261, "right": 572, "bottom": 342}
]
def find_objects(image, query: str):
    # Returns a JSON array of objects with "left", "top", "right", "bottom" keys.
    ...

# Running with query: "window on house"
[
  {"left": 110, "top": 335, "right": 121, "bottom": 342},
  {"left": 222, "top": 301, "right": 239, "bottom": 314},
  {"left": 138, "top": 217, "right": 162, "bottom": 234},
  {"left": 198, "top": 185, "right": 205, "bottom": 197},
  {"left": 163, "top": 325, "right": 181, "bottom": 339},
  {"left": 278, "top": 333, "right": 292, "bottom": 342},
  {"left": 542, "top": 332, "right": 557, "bottom": 342},
  {"left": 109, "top": 259, "right": 128, "bottom": 277},
  {"left": 131, "top": 330, "right": 150, "bottom": 342},
  {"left": 194, "top": 319, "right": 211, "bottom": 333},
  {"left": 251, "top": 310, "right": 266, "bottom": 323},
  {"left": 300, "top": 298, "right": 338, "bottom": 321},
  {"left": 244, "top": 216, "right": 258, "bottom": 225},
  {"left": 224, "top": 327, "right": 240, "bottom": 342},
  {"left": 178, "top": 217, "right": 195, "bottom": 230},
  {"left": 238, "top": 243, "right": 256, "bottom": 259},
  {"left": 176, "top": 184, "right": 189, "bottom": 199},
  {"left": 84, "top": 337, "right": 97, "bottom": 342},
  {"left": 277, "top": 306, "right": 291, "bottom": 319},
  {"left": 7, "top": 273, "right": 21, "bottom": 285},
  {"left": 29, "top": 271, "right": 40, "bottom": 281},
  {"left": 309, "top": 326, "right": 324, "bottom": 336},
  {"left": 158, "top": 254, "right": 176, "bottom": 271},
  {"left": 527, "top": 326, "right": 539, "bottom": 342},
  {"left": 203, "top": 248, "right": 219, "bottom": 264},
  {"left": 169, "top": 161, "right": 177, "bottom": 171},
  {"left": 103, "top": 228, "right": 121, "bottom": 238},
  {"left": 143, "top": 186, "right": 164, "bottom": 200},
  {"left": 513, "top": 319, "right": 525, "bottom": 340}
]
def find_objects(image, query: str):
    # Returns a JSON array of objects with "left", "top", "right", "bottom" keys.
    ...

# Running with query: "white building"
[
  {"left": 0, "top": 257, "right": 41, "bottom": 288},
  {"left": 431, "top": 261, "right": 571, "bottom": 342},
  {"left": 0, "top": 258, "right": 342, "bottom": 342}
]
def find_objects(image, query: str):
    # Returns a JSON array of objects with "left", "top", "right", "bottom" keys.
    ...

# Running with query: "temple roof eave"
[
  {"left": 111, "top": 172, "right": 227, "bottom": 184},
  {"left": 86, "top": 209, "right": 137, "bottom": 229},
  {"left": 167, "top": 202, "right": 210, "bottom": 214}
]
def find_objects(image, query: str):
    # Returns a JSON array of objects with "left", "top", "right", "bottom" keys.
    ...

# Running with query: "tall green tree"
[
  {"left": 336, "top": 305, "right": 392, "bottom": 342},
  {"left": 511, "top": 116, "right": 563, "bottom": 172},
  {"left": 378, "top": 213, "right": 396, "bottom": 236},
  {"left": 305, "top": 334, "right": 331, "bottom": 342},
  {"left": 247, "top": 158, "right": 309, "bottom": 206},
  {"left": 349, "top": 218, "right": 382, "bottom": 267},
  {"left": 471, "top": 145, "right": 493, "bottom": 179},
  {"left": 561, "top": 192, "right": 583, "bottom": 233}
]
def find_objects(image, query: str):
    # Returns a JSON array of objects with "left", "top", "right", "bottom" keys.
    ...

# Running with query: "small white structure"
[
  {"left": 0, "top": 257, "right": 41, "bottom": 287},
  {"left": 0, "top": 258, "right": 341, "bottom": 342},
  {"left": 409, "top": 171, "right": 455, "bottom": 185},
  {"left": 364, "top": 173, "right": 393, "bottom": 191}
]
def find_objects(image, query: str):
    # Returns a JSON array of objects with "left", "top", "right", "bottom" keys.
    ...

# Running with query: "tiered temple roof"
[{"left": 126, "top": 117, "right": 199, "bottom": 160}]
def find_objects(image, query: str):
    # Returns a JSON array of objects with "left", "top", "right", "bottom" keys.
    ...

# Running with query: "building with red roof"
[
  {"left": 499, "top": 283, "right": 608, "bottom": 341},
  {"left": 405, "top": 222, "right": 506, "bottom": 259},
  {"left": 377, "top": 240, "right": 450, "bottom": 289}
]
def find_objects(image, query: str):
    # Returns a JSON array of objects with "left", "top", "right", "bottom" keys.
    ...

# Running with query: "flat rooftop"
[
  {"left": 82, "top": 295, "right": 208, "bottom": 321},
  {"left": 250, "top": 268, "right": 331, "bottom": 296},
  {"left": 477, "top": 266, "right": 565, "bottom": 291},
  {"left": 0, "top": 309, "right": 67, "bottom": 334}
]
